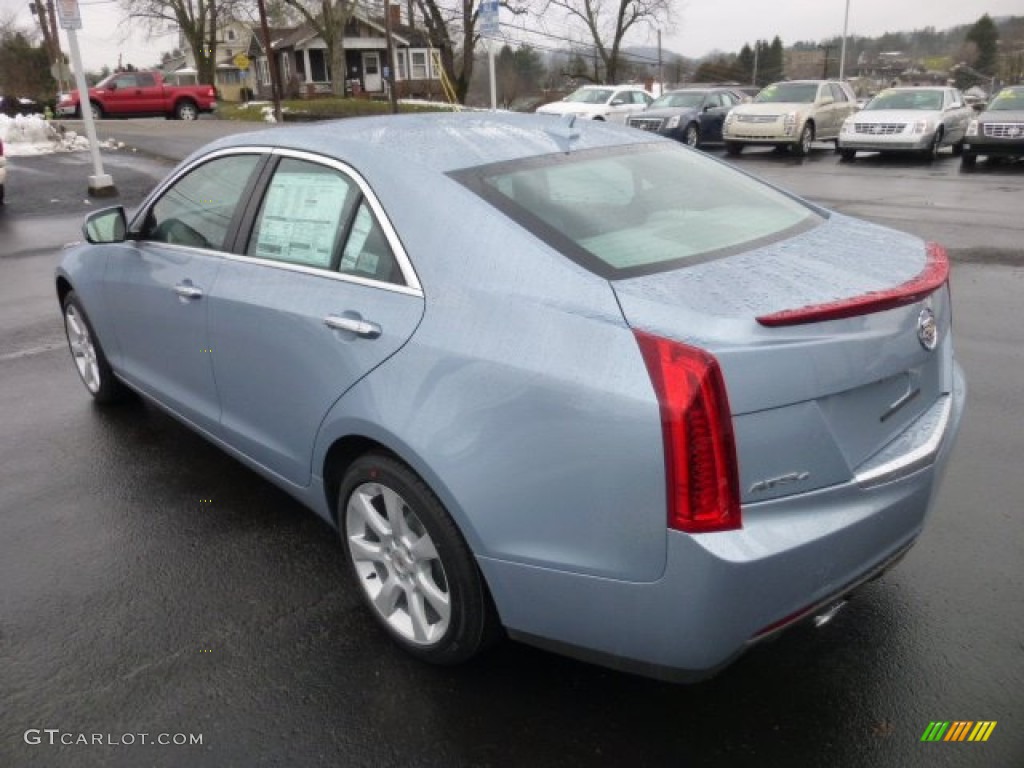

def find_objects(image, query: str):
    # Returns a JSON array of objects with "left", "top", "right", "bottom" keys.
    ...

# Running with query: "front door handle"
[
  {"left": 174, "top": 282, "right": 203, "bottom": 301},
  {"left": 324, "top": 314, "right": 381, "bottom": 339}
]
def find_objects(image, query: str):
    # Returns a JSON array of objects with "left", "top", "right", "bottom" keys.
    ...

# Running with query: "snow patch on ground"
[{"left": 0, "top": 114, "right": 123, "bottom": 155}]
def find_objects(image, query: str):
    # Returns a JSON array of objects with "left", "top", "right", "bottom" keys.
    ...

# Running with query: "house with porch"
[{"left": 163, "top": 19, "right": 258, "bottom": 102}]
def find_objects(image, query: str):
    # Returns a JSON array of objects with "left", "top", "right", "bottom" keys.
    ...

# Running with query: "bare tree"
[
  {"left": 414, "top": 0, "right": 527, "bottom": 104},
  {"left": 543, "top": 0, "right": 670, "bottom": 84},
  {"left": 278, "top": 0, "right": 358, "bottom": 97},
  {"left": 120, "top": 0, "right": 244, "bottom": 84}
]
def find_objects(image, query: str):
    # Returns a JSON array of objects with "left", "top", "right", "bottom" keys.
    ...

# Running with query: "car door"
[
  {"left": 699, "top": 91, "right": 734, "bottom": 141},
  {"left": 102, "top": 151, "right": 265, "bottom": 432},
  {"left": 207, "top": 152, "right": 425, "bottom": 487},
  {"left": 945, "top": 89, "right": 970, "bottom": 143}
]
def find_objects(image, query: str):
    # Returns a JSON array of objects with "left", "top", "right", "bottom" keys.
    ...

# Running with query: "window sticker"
[{"left": 253, "top": 172, "right": 350, "bottom": 267}]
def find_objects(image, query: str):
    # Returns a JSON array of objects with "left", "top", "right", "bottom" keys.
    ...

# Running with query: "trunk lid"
[{"left": 612, "top": 213, "right": 954, "bottom": 503}]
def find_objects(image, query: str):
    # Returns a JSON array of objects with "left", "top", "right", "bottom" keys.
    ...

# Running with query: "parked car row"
[{"left": 537, "top": 82, "right": 1024, "bottom": 169}]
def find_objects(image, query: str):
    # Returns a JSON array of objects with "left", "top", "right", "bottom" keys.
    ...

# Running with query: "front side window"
[
  {"left": 566, "top": 88, "right": 613, "bottom": 105},
  {"left": 143, "top": 154, "right": 261, "bottom": 250},
  {"left": 455, "top": 144, "right": 819, "bottom": 278}
]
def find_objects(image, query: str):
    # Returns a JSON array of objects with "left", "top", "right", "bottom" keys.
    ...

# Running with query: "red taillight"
[
  {"left": 756, "top": 242, "right": 949, "bottom": 327},
  {"left": 634, "top": 331, "right": 741, "bottom": 533}
]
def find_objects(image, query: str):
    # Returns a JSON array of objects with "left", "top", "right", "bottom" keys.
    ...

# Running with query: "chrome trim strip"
[
  {"left": 854, "top": 395, "right": 952, "bottom": 488},
  {"left": 219, "top": 251, "right": 425, "bottom": 297}
]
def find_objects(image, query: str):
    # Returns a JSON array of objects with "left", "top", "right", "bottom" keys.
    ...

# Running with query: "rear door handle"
[
  {"left": 174, "top": 282, "right": 203, "bottom": 300},
  {"left": 324, "top": 314, "right": 381, "bottom": 339}
]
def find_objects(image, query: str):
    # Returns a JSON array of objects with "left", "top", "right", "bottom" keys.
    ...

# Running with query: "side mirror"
[{"left": 83, "top": 207, "right": 128, "bottom": 244}]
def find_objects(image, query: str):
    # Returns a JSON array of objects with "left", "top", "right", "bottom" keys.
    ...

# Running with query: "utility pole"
[
  {"left": 256, "top": 0, "right": 283, "bottom": 122},
  {"left": 838, "top": 0, "right": 851, "bottom": 80},
  {"left": 753, "top": 41, "right": 759, "bottom": 86},
  {"left": 819, "top": 43, "right": 834, "bottom": 79},
  {"left": 657, "top": 29, "right": 663, "bottom": 95},
  {"left": 384, "top": 3, "right": 398, "bottom": 113}
]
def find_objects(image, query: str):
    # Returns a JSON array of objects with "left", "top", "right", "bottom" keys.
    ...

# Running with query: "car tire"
[
  {"left": 833, "top": 139, "right": 842, "bottom": 154},
  {"left": 89, "top": 102, "right": 102, "bottom": 121},
  {"left": 951, "top": 139, "right": 964, "bottom": 157},
  {"left": 683, "top": 123, "right": 700, "bottom": 147},
  {"left": 725, "top": 141, "right": 743, "bottom": 156},
  {"left": 960, "top": 151, "right": 977, "bottom": 169},
  {"left": 0, "top": 183, "right": 4, "bottom": 206},
  {"left": 923, "top": 129, "right": 943, "bottom": 161},
  {"left": 840, "top": 149, "right": 856, "bottom": 162},
  {"left": 174, "top": 100, "right": 199, "bottom": 121},
  {"left": 62, "top": 291, "right": 126, "bottom": 403},
  {"left": 338, "top": 452, "right": 500, "bottom": 665},
  {"left": 792, "top": 123, "right": 814, "bottom": 157}
]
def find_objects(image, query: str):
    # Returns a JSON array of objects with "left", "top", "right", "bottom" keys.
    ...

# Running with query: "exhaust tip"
[{"left": 813, "top": 600, "right": 848, "bottom": 628}]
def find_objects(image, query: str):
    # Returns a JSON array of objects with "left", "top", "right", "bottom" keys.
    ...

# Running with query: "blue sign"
[{"left": 479, "top": 0, "right": 499, "bottom": 36}]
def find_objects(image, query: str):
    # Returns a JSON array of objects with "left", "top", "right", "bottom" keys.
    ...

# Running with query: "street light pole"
[{"left": 839, "top": 0, "right": 851, "bottom": 80}]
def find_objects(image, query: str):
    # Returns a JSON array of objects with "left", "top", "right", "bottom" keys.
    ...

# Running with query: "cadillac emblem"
[{"left": 917, "top": 308, "right": 938, "bottom": 351}]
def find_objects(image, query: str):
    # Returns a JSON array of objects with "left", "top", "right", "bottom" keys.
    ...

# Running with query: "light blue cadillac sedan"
[{"left": 56, "top": 113, "right": 965, "bottom": 681}]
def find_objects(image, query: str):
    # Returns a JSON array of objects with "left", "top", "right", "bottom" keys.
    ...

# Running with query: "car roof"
[{"left": 202, "top": 111, "right": 649, "bottom": 175}]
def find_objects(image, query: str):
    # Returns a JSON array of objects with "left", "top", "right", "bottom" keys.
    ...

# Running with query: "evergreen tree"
[{"left": 965, "top": 14, "right": 999, "bottom": 74}]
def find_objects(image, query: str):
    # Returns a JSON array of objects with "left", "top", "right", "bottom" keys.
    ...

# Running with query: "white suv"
[
  {"left": 536, "top": 85, "right": 653, "bottom": 123},
  {"left": 723, "top": 80, "right": 858, "bottom": 156}
]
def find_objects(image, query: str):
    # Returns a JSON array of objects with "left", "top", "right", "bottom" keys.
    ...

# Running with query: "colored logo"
[{"left": 921, "top": 721, "right": 997, "bottom": 742}]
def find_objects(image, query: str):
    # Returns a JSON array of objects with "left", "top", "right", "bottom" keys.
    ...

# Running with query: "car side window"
[
  {"left": 829, "top": 83, "right": 847, "bottom": 103},
  {"left": 338, "top": 202, "right": 404, "bottom": 285},
  {"left": 248, "top": 157, "right": 360, "bottom": 269},
  {"left": 137, "top": 73, "right": 156, "bottom": 88},
  {"left": 143, "top": 154, "right": 261, "bottom": 251}
]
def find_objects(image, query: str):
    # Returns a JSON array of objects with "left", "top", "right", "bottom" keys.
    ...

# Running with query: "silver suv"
[{"left": 723, "top": 80, "right": 858, "bottom": 156}]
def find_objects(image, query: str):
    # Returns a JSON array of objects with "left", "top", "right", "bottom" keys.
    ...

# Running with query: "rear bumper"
[
  {"left": 55, "top": 104, "right": 77, "bottom": 117},
  {"left": 480, "top": 364, "right": 965, "bottom": 682}
]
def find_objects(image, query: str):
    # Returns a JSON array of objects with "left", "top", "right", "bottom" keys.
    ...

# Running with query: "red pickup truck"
[{"left": 56, "top": 71, "right": 217, "bottom": 121}]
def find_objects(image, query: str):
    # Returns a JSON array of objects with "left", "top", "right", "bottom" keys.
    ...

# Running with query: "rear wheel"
[
  {"left": 960, "top": 151, "right": 977, "bottom": 169},
  {"left": 174, "top": 100, "right": 199, "bottom": 121},
  {"left": 62, "top": 291, "right": 126, "bottom": 403},
  {"left": 682, "top": 122, "right": 700, "bottom": 147},
  {"left": 725, "top": 141, "right": 743, "bottom": 156},
  {"left": 89, "top": 102, "right": 102, "bottom": 120},
  {"left": 840, "top": 149, "right": 856, "bottom": 162},
  {"left": 792, "top": 123, "right": 814, "bottom": 157},
  {"left": 339, "top": 453, "right": 499, "bottom": 665}
]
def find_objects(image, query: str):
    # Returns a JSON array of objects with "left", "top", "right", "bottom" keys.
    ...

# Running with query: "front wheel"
[
  {"left": 840, "top": 149, "right": 856, "bottom": 162},
  {"left": 682, "top": 122, "right": 700, "bottom": 147},
  {"left": 792, "top": 123, "right": 814, "bottom": 157},
  {"left": 725, "top": 141, "right": 743, "bottom": 156},
  {"left": 922, "top": 129, "right": 943, "bottom": 161},
  {"left": 960, "top": 151, "right": 977, "bottom": 169},
  {"left": 62, "top": 291, "right": 125, "bottom": 403},
  {"left": 951, "top": 139, "right": 964, "bottom": 157},
  {"left": 339, "top": 453, "right": 499, "bottom": 665}
]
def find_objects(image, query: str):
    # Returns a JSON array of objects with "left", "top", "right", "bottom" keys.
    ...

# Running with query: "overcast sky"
[{"left": 0, "top": 0, "right": 1019, "bottom": 75}]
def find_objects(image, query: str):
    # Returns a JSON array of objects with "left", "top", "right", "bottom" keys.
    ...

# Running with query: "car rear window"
[{"left": 453, "top": 143, "right": 820, "bottom": 278}]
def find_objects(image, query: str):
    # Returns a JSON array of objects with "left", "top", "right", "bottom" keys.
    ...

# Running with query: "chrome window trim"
[{"left": 129, "top": 145, "right": 424, "bottom": 298}]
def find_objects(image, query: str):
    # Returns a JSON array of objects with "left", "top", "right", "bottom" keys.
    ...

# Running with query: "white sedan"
[
  {"left": 536, "top": 85, "right": 652, "bottom": 123},
  {"left": 839, "top": 87, "right": 973, "bottom": 161}
]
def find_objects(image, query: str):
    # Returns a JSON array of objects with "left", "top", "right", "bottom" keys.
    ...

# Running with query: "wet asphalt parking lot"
[{"left": 1, "top": 122, "right": 1022, "bottom": 767}]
